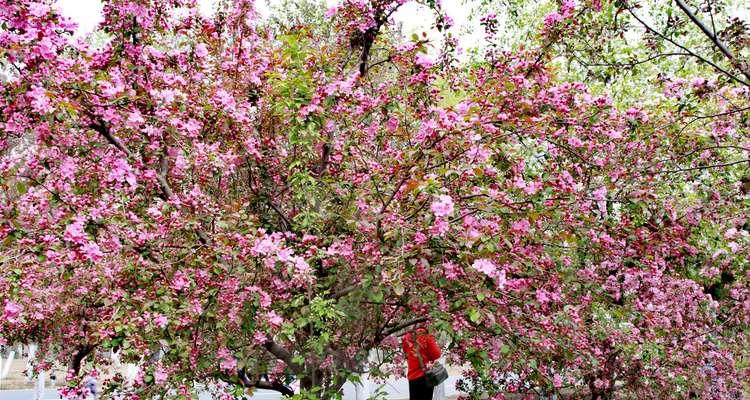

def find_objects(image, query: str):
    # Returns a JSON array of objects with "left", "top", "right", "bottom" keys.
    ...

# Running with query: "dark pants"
[{"left": 408, "top": 376, "right": 433, "bottom": 400}]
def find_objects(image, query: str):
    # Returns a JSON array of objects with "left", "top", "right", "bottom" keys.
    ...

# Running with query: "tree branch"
[
  {"left": 674, "top": 0, "right": 750, "bottom": 82},
  {"left": 222, "top": 368, "right": 295, "bottom": 396},
  {"left": 69, "top": 345, "right": 96, "bottom": 376},
  {"left": 331, "top": 284, "right": 358, "bottom": 300},
  {"left": 90, "top": 119, "right": 133, "bottom": 158},
  {"left": 380, "top": 316, "right": 428, "bottom": 338},
  {"left": 264, "top": 341, "right": 303, "bottom": 374},
  {"left": 577, "top": 52, "right": 691, "bottom": 68},
  {"left": 655, "top": 158, "right": 749, "bottom": 174},
  {"left": 623, "top": 1, "right": 750, "bottom": 87},
  {"left": 157, "top": 154, "right": 174, "bottom": 199}
]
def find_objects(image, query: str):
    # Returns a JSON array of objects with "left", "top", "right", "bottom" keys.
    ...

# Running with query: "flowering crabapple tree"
[{"left": 0, "top": 0, "right": 748, "bottom": 399}]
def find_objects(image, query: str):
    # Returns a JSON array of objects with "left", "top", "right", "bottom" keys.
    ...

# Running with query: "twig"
[
  {"left": 380, "top": 316, "right": 429, "bottom": 338},
  {"left": 654, "top": 158, "right": 749, "bottom": 174},
  {"left": 674, "top": 0, "right": 750, "bottom": 82},
  {"left": 90, "top": 119, "right": 133, "bottom": 158},
  {"left": 623, "top": 1, "right": 750, "bottom": 88}
]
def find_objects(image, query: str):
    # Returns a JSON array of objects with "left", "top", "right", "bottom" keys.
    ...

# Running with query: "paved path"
[
  {"left": 0, "top": 389, "right": 61, "bottom": 400},
  {"left": 0, "top": 388, "right": 286, "bottom": 400},
  {"left": 0, "top": 388, "right": 464, "bottom": 400},
  {"left": 1, "top": 373, "right": 466, "bottom": 400}
]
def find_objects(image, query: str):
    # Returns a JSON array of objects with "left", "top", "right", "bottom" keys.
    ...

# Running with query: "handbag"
[{"left": 411, "top": 327, "right": 449, "bottom": 387}]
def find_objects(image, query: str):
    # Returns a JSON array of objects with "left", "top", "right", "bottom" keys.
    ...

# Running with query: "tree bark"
[{"left": 69, "top": 345, "right": 95, "bottom": 376}]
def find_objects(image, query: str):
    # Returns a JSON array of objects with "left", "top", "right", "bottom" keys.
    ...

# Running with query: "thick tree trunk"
[
  {"left": 69, "top": 345, "right": 95, "bottom": 376},
  {"left": 298, "top": 366, "right": 347, "bottom": 400}
]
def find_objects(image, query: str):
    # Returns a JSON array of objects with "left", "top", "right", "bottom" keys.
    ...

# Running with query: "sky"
[
  {"left": 53, "top": 0, "right": 749, "bottom": 59},
  {"left": 54, "top": 0, "right": 485, "bottom": 55}
]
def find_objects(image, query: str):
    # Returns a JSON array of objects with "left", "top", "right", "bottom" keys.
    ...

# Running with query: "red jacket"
[{"left": 402, "top": 328, "right": 441, "bottom": 381}]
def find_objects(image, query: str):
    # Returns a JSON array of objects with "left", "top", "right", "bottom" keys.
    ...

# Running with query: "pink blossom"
[
  {"left": 385, "top": 116, "right": 399, "bottom": 132},
  {"left": 28, "top": 86, "right": 51, "bottom": 114},
  {"left": 511, "top": 219, "right": 530, "bottom": 235},
  {"left": 415, "top": 53, "right": 434, "bottom": 68},
  {"left": 293, "top": 256, "right": 311, "bottom": 274},
  {"left": 195, "top": 43, "right": 209, "bottom": 58},
  {"left": 218, "top": 348, "right": 237, "bottom": 372},
  {"left": 467, "top": 145, "right": 491, "bottom": 163},
  {"left": 495, "top": 269, "right": 507, "bottom": 289},
  {"left": 126, "top": 111, "right": 144, "bottom": 128},
  {"left": 553, "top": 374, "right": 563, "bottom": 388},
  {"left": 413, "top": 231, "right": 428, "bottom": 245},
  {"left": 560, "top": 0, "right": 576, "bottom": 17},
  {"left": 252, "top": 236, "right": 278, "bottom": 255},
  {"left": 523, "top": 180, "right": 542, "bottom": 196},
  {"left": 28, "top": 2, "right": 50, "bottom": 18},
  {"left": 606, "top": 129, "right": 623, "bottom": 139},
  {"left": 326, "top": 239, "right": 354, "bottom": 258},
  {"left": 3, "top": 301, "right": 22, "bottom": 323},
  {"left": 0, "top": 2, "right": 746, "bottom": 395},
  {"left": 592, "top": 187, "right": 607, "bottom": 201},
  {"left": 183, "top": 118, "right": 201, "bottom": 137},
  {"left": 64, "top": 219, "right": 87, "bottom": 245},
  {"left": 59, "top": 157, "right": 77, "bottom": 180},
  {"left": 252, "top": 331, "right": 267, "bottom": 345},
  {"left": 154, "top": 364, "right": 169, "bottom": 384},
  {"left": 190, "top": 299, "right": 203, "bottom": 315},
  {"left": 536, "top": 289, "right": 550, "bottom": 304},
  {"left": 430, "top": 217, "right": 449, "bottom": 236},
  {"left": 154, "top": 314, "right": 168, "bottom": 328},
  {"left": 430, "top": 194, "right": 455, "bottom": 218},
  {"left": 171, "top": 271, "right": 190, "bottom": 291},
  {"left": 471, "top": 259, "right": 496, "bottom": 276},
  {"left": 567, "top": 136, "right": 583, "bottom": 148},
  {"left": 81, "top": 241, "right": 104, "bottom": 263},
  {"left": 243, "top": 136, "right": 262, "bottom": 159},
  {"left": 513, "top": 176, "right": 527, "bottom": 190},
  {"left": 277, "top": 247, "right": 294, "bottom": 262},
  {"left": 325, "top": 5, "right": 339, "bottom": 17},
  {"left": 267, "top": 311, "right": 283, "bottom": 327},
  {"left": 108, "top": 158, "right": 137, "bottom": 187},
  {"left": 543, "top": 12, "right": 564, "bottom": 29},
  {"left": 443, "top": 262, "right": 462, "bottom": 280},
  {"left": 214, "top": 89, "right": 236, "bottom": 110}
]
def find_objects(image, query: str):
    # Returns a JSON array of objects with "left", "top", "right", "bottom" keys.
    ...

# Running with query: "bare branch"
[
  {"left": 623, "top": 1, "right": 750, "bottom": 87},
  {"left": 264, "top": 340, "right": 303, "bottom": 373},
  {"left": 380, "top": 316, "right": 429, "bottom": 338},
  {"left": 655, "top": 158, "right": 750, "bottom": 174},
  {"left": 577, "top": 52, "right": 691, "bottom": 68},
  {"left": 157, "top": 154, "right": 174, "bottom": 199},
  {"left": 69, "top": 345, "right": 96, "bottom": 376},
  {"left": 90, "top": 119, "right": 133, "bottom": 158},
  {"left": 331, "top": 284, "right": 359, "bottom": 300},
  {"left": 674, "top": 0, "right": 750, "bottom": 82}
]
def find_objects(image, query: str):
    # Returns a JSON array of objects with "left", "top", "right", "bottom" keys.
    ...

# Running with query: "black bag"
[{"left": 411, "top": 328, "right": 448, "bottom": 387}]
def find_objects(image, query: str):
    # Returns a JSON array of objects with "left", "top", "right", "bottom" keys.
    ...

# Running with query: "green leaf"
[
  {"left": 292, "top": 355, "right": 305, "bottom": 366},
  {"left": 501, "top": 344, "right": 510, "bottom": 355},
  {"left": 467, "top": 308, "right": 481, "bottom": 324},
  {"left": 393, "top": 283, "right": 405, "bottom": 296}
]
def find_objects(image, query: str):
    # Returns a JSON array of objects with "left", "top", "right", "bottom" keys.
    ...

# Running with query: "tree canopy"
[{"left": 0, "top": 0, "right": 748, "bottom": 399}]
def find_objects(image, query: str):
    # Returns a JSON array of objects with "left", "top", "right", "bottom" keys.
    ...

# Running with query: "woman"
[{"left": 402, "top": 326, "right": 442, "bottom": 400}]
